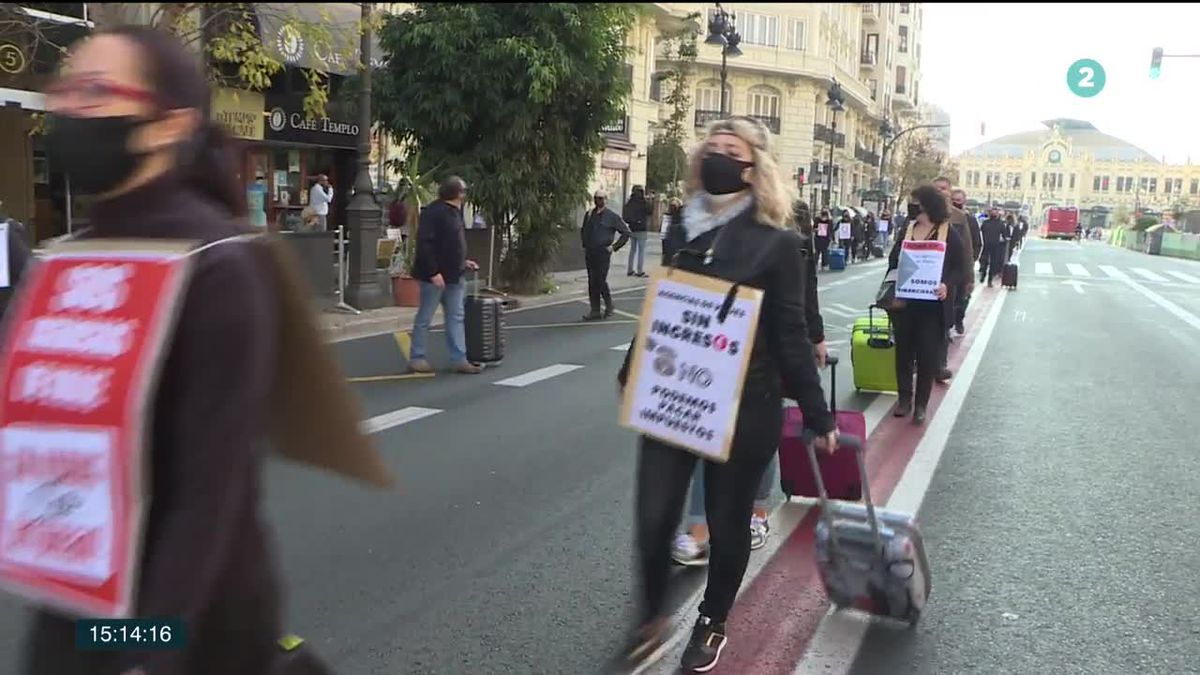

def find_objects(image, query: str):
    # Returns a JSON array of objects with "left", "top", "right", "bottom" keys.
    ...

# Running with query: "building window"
[
  {"left": 1174, "top": 178, "right": 1183, "bottom": 194},
  {"left": 1030, "top": 171, "right": 1036, "bottom": 186},
  {"left": 900, "top": 3, "right": 910, "bottom": 14},
  {"left": 1093, "top": 176, "right": 1102, "bottom": 191},
  {"left": 748, "top": 86, "right": 781, "bottom": 133},
  {"left": 1102, "top": 176, "right": 1110, "bottom": 191},
  {"left": 786, "top": 18, "right": 806, "bottom": 51},
  {"left": 898, "top": 25, "right": 908, "bottom": 53},
  {"left": 862, "top": 32, "right": 878, "bottom": 63},
  {"left": 1013, "top": 174, "right": 1021, "bottom": 189},
  {"left": 867, "top": 78, "right": 878, "bottom": 100},
  {"left": 896, "top": 66, "right": 907, "bottom": 94},
  {"left": 1149, "top": 177, "right": 1157, "bottom": 193},
  {"left": 739, "top": 11, "right": 779, "bottom": 47},
  {"left": 1069, "top": 174, "right": 1076, "bottom": 190},
  {"left": 1192, "top": 178, "right": 1199, "bottom": 195},
  {"left": 696, "top": 82, "right": 730, "bottom": 114}
]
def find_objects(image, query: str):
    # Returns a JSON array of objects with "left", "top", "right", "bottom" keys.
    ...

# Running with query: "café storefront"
[{"left": 212, "top": 87, "right": 360, "bottom": 233}]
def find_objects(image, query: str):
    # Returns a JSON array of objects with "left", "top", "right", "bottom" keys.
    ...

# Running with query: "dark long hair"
[{"left": 103, "top": 25, "right": 246, "bottom": 217}]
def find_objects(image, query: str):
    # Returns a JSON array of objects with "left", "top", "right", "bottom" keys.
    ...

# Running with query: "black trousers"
[
  {"left": 585, "top": 248, "right": 613, "bottom": 312},
  {"left": 815, "top": 237, "right": 830, "bottom": 268},
  {"left": 979, "top": 245, "right": 1006, "bottom": 282},
  {"left": 635, "top": 400, "right": 782, "bottom": 624},
  {"left": 891, "top": 302, "right": 944, "bottom": 408}
]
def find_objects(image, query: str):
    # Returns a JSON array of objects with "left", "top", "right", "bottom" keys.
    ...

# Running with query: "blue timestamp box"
[{"left": 75, "top": 618, "right": 186, "bottom": 651}]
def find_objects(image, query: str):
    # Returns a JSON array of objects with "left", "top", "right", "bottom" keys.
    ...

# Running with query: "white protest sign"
[
  {"left": 620, "top": 269, "right": 763, "bottom": 462},
  {"left": 0, "top": 221, "right": 9, "bottom": 288},
  {"left": 895, "top": 239, "right": 947, "bottom": 301}
]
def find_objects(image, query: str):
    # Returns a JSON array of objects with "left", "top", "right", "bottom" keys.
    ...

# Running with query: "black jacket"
[
  {"left": 0, "top": 218, "right": 32, "bottom": 321},
  {"left": 414, "top": 200, "right": 468, "bottom": 284},
  {"left": 581, "top": 207, "right": 632, "bottom": 251},
  {"left": 980, "top": 217, "right": 1010, "bottom": 248},
  {"left": 621, "top": 206, "right": 834, "bottom": 435},
  {"left": 623, "top": 196, "right": 649, "bottom": 233}
]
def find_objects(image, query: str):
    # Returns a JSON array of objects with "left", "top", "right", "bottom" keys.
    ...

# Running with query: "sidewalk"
[{"left": 321, "top": 239, "right": 663, "bottom": 343}]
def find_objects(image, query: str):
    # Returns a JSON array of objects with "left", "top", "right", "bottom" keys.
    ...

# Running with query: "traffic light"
[{"left": 1150, "top": 47, "right": 1163, "bottom": 79}]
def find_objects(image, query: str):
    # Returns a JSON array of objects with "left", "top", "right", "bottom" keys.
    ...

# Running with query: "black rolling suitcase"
[
  {"left": 1001, "top": 262, "right": 1018, "bottom": 289},
  {"left": 465, "top": 273, "right": 505, "bottom": 364}
]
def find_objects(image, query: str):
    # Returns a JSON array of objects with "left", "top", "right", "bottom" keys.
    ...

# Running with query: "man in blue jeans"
[{"left": 409, "top": 176, "right": 482, "bottom": 374}]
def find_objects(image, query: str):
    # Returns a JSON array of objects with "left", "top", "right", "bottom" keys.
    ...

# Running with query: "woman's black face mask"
[
  {"left": 45, "top": 113, "right": 154, "bottom": 196},
  {"left": 701, "top": 152, "right": 753, "bottom": 195}
]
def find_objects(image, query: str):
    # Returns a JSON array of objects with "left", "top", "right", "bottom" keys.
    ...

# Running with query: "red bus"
[{"left": 1043, "top": 207, "right": 1080, "bottom": 240}]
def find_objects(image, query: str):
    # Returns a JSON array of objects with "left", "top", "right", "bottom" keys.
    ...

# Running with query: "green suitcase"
[{"left": 851, "top": 305, "right": 898, "bottom": 393}]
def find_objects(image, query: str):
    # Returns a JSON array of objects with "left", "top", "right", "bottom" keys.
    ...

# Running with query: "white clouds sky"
[{"left": 922, "top": 2, "right": 1200, "bottom": 163}]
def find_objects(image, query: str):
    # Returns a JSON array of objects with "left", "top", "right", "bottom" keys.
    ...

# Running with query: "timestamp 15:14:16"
[{"left": 75, "top": 618, "right": 187, "bottom": 651}]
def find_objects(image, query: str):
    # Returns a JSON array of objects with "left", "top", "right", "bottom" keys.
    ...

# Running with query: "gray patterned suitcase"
[{"left": 803, "top": 433, "right": 931, "bottom": 625}]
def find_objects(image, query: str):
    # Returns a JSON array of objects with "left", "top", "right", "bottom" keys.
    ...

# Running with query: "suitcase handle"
[{"left": 801, "top": 430, "right": 885, "bottom": 557}]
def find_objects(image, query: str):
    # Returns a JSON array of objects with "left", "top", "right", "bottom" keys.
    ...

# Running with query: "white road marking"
[
  {"left": 1065, "top": 263, "right": 1092, "bottom": 277},
  {"left": 794, "top": 284, "right": 1011, "bottom": 675},
  {"left": 361, "top": 406, "right": 443, "bottom": 434},
  {"left": 830, "top": 303, "right": 859, "bottom": 314},
  {"left": 1062, "top": 279, "right": 1088, "bottom": 294},
  {"left": 1014, "top": 310, "right": 1027, "bottom": 322},
  {"left": 1132, "top": 268, "right": 1168, "bottom": 282},
  {"left": 822, "top": 307, "right": 856, "bottom": 318},
  {"left": 494, "top": 363, "right": 584, "bottom": 387},
  {"left": 1035, "top": 262, "right": 1054, "bottom": 275},
  {"left": 611, "top": 342, "right": 632, "bottom": 351},
  {"left": 1118, "top": 278, "right": 1200, "bottom": 332},
  {"left": 1099, "top": 265, "right": 1130, "bottom": 280},
  {"left": 1166, "top": 270, "right": 1200, "bottom": 284}
]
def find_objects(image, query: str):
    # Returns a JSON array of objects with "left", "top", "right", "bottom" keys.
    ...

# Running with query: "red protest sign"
[{"left": 0, "top": 242, "right": 194, "bottom": 618}]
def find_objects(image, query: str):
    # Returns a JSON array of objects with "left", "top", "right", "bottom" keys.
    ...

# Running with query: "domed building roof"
[{"left": 961, "top": 118, "right": 1158, "bottom": 163}]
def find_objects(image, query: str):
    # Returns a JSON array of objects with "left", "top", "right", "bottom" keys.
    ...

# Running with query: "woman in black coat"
[
  {"left": 616, "top": 116, "right": 837, "bottom": 674},
  {"left": 886, "top": 184, "right": 968, "bottom": 424}
]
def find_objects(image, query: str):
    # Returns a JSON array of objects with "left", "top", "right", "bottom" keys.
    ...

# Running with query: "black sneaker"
[
  {"left": 936, "top": 368, "right": 953, "bottom": 383},
  {"left": 680, "top": 616, "right": 727, "bottom": 672},
  {"left": 954, "top": 320, "right": 966, "bottom": 336},
  {"left": 612, "top": 621, "right": 678, "bottom": 674}
]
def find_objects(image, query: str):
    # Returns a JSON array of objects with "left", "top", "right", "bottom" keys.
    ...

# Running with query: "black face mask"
[
  {"left": 701, "top": 152, "right": 753, "bottom": 196},
  {"left": 46, "top": 114, "right": 150, "bottom": 196},
  {"left": 594, "top": 200, "right": 605, "bottom": 210},
  {"left": 952, "top": 200, "right": 965, "bottom": 209}
]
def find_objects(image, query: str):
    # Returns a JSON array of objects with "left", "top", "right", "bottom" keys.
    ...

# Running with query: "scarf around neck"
[{"left": 682, "top": 192, "right": 752, "bottom": 244}]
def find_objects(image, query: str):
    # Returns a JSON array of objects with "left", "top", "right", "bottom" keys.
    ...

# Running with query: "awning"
[{"left": 255, "top": 3, "right": 384, "bottom": 76}]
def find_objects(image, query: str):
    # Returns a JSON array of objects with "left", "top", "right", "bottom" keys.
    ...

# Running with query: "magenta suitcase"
[{"left": 779, "top": 354, "right": 867, "bottom": 500}]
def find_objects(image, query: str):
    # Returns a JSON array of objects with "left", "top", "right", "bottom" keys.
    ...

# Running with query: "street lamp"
[
  {"left": 344, "top": 1, "right": 388, "bottom": 309},
  {"left": 705, "top": 3, "right": 741, "bottom": 118},
  {"left": 824, "top": 80, "right": 845, "bottom": 208}
]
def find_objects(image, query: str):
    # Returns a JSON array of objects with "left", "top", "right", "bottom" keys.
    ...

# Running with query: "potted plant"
[{"left": 388, "top": 150, "right": 440, "bottom": 307}]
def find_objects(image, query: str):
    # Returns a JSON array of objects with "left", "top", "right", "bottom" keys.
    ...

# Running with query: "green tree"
[
  {"left": 1112, "top": 203, "right": 1131, "bottom": 227},
  {"left": 374, "top": 2, "right": 636, "bottom": 293},
  {"left": 894, "top": 132, "right": 951, "bottom": 198},
  {"left": 645, "top": 16, "right": 698, "bottom": 196},
  {"left": 0, "top": 3, "right": 367, "bottom": 120}
]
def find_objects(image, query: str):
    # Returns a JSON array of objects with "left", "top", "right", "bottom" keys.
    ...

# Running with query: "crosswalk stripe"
[
  {"left": 1166, "top": 270, "right": 1200, "bottom": 284},
  {"left": 822, "top": 307, "right": 855, "bottom": 317},
  {"left": 362, "top": 406, "right": 443, "bottom": 434},
  {"left": 1035, "top": 262, "right": 1054, "bottom": 275},
  {"left": 1065, "top": 263, "right": 1092, "bottom": 277},
  {"left": 494, "top": 363, "right": 584, "bottom": 387},
  {"left": 1132, "top": 268, "right": 1168, "bottom": 282},
  {"left": 1099, "top": 265, "right": 1130, "bottom": 280}
]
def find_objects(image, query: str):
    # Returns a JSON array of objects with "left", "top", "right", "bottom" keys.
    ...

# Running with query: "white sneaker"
[
  {"left": 671, "top": 533, "right": 709, "bottom": 567},
  {"left": 750, "top": 516, "right": 770, "bottom": 551}
]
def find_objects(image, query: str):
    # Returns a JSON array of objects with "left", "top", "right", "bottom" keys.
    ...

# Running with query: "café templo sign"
[{"left": 263, "top": 93, "right": 358, "bottom": 149}]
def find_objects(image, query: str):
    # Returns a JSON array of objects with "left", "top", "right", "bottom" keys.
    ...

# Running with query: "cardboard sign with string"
[{"left": 618, "top": 240, "right": 764, "bottom": 463}]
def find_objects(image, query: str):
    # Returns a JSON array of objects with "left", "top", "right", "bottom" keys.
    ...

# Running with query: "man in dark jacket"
[
  {"left": 623, "top": 185, "right": 650, "bottom": 278},
  {"left": 813, "top": 208, "right": 833, "bottom": 269},
  {"left": 978, "top": 206, "right": 1011, "bottom": 287},
  {"left": 0, "top": 212, "right": 32, "bottom": 322},
  {"left": 949, "top": 187, "right": 983, "bottom": 335},
  {"left": 581, "top": 189, "right": 632, "bottom": 321},
  {"left": 409, "top": 176, "right": 481, "bottom": 374}
]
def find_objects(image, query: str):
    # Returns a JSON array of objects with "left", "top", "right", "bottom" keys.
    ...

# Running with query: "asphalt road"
[
  {"left": 848, "top": 238, "right": 1200, "bottom": 675},
  {"left": 0, "top": 250, "right": 891, "bottom": 674}
]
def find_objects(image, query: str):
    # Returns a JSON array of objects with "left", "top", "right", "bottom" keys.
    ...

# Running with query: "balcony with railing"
[
  {"left": 855, "top": 146, "right": 881, "bottom": 166},
  {"left": 860, "top": 51, "right": 877, "bottom": 67},
  {"left": 813, "top": 124, "right": 831, "bottom": 143},
  {"left": 750, "top": 114, "right": 781, "bottom": 134},
  {"left": 861, "top": 3, "right": 880, "bottom": 21},
  {"left": 695, "top": 109, "right": 726, "bottom": 128}
]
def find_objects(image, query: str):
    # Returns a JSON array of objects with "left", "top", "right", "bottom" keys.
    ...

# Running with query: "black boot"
[
  {"left": 912, "top": 404, "right": 927, "bottom": 425},
  {"left": 582, "top": 309, "right": 603, "bottom": 321},
  {"left": 603, "top": 305, "right": 615, "bottom": 319},
  {"left": 894, "top": 398, "right": 912, "bottom": 418}
]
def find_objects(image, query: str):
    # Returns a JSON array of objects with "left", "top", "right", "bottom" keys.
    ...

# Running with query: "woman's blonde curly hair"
[{"left": 684, "top": 115, "right": 795, "bottom": 230}]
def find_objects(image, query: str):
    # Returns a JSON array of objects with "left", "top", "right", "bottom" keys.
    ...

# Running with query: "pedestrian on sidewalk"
[
  {"left": 948, "top": 187, "right": 982, "bottom": 338},
  {"left": 23, "top": 25, "right": 286, "bottom": 674},
  {"left": 409, "top": 176, "right": 483, "bottom": 375},
  {"left": 886, "top": 185, "right": 968, "bottom": 425},
  {"left": 615, "top": 115, "right": 837, "bottom": 675},
  {"left": 309, "top": 174, "right": 333, "bottom": 232},
  {"left": 623, "top": 185, "right": 650, "bottom": 278},
  {"left": 581, "top": 189, "right": 632, "bottom": 321}
]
